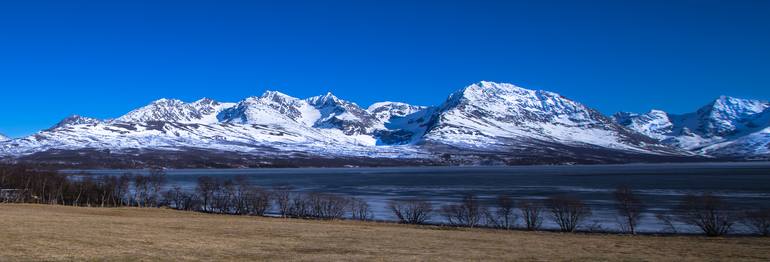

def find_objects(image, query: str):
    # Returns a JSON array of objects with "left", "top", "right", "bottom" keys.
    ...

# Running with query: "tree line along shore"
[{"left": 1, "top": 164, "right": 768, "bottom": 237}]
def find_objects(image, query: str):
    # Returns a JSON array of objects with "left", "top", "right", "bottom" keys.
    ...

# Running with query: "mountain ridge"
[
  {"left": 1, "top": 81, "right": 765, "bottom": 167},
  {"left": 613, "top": 96, "right": 770, "bottom": 158}
]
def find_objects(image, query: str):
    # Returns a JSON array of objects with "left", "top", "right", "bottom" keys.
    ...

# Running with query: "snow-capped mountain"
[
  {"left": 50, "top": 115, "right": 102, "bottom": 130},
  {"left": 368, "top": 102, "right": 435, "bottom": 145},
  {"left": 0, "top": 134, "right": 8, "bottom": 142},
  {"left": 417, "top": 81, "right": 682, "bottom": 161},
  {"left": 219, "top": 91, "right": 318, "bottom": 126},
  {"left": 117, "top": 98, "right": 234, "bottom": 124},
  {"left": 1, "top": 81, "right": 751, "bottom": 167},
  {"left": 368, "top": 102, "right": 427, "bottom": 122},
  {"left": 305, "top": 92, "right": 383, "bottom": 135},
  {"left": 614, "top": 96, "right": 770, "bottom": 159}
]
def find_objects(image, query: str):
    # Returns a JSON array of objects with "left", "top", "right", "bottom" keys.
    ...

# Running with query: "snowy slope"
[
  {"left": 0, "top": 134, "right": 8, "bottom": 142},
  {"left": 2, "top": 91, "right": 410, "bottom": 157},
  {"left": 50, "top": 115, "right": 102, "bottom": 130},
  {"left": 614, "top": 96, "right": 770, "bottom": 158},
  {"left": 700, "top": 127, "right": 770, "bottom": 158},
  {"left": 367, "top": 102, "right": 434, "bottom": 145},
  {"left": 368, "top": 102, "right": 427, "bottom": 122},
  {"left": 219, "top": 91, "right": 319, "bottom": 126},
  {"left": 611, "top": 110, "right": 673, "bottom": 140},
  {"left": 117, "top": 98, "right": 235, "bottom": 124},
  {"left": 420, "top": 81, "right": 676, "bottom": 155},
  {"left": 306, "top": 92, "right": 383, "bottom": 135}
]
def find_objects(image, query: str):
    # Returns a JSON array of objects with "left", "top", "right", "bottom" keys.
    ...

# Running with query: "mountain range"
[
  {"left": 612, "top": 96, "right": 770, "bottom": 159},
  {"left": 1, "top": 81, "right": 767, "bottom": 168}
]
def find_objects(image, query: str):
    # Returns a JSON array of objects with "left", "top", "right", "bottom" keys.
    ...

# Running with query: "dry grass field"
[{"left": 0, "top": 204, "right": 768, "bottom": 261}]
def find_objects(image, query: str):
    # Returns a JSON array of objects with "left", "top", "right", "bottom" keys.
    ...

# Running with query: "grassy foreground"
[{"left": 1, "top": 204, "right": 768, "bottom": 261}]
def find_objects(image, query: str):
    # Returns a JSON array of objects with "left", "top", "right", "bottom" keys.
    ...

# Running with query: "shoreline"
[{"left": 59, "top": 160, "right": 770, "bottom": 172}]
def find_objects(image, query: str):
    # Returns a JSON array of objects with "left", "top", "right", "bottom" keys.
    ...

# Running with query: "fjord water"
[{"left": 73, "top": 162, "right": 770, "bottom": 233}]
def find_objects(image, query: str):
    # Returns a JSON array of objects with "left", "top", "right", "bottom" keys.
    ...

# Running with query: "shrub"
[
  {"left": 742, "top": 209, "right": 770, "bottom": 236},
  {"left": 390, "top": 199, "right": 433, "bottom": 224},
  {"left": 674, "top": 194, "right": 735, "bottom": 237},
  {"left": 441, "top": 194, "right": 487, "bottom": 228},
  {"left": 547, "top": 195, "right": 592, "bottom": 232},
  {"left": 349, "top": 197, "right": 373, "bottom": 221},
  {"left": 517, "top": 200, "right": 544, "bottom": 231},
  {"left": 486, "top": 195, "right": 517, "bottom": 230},
  {"left": 307, "top": 192, "right": 349, "bottom": 220},
  {"left": 613, "top": 186, "right": 645, "bottom": 234}
]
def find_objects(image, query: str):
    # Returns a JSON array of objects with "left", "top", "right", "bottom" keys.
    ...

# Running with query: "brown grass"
[{"left": 0, "top": 204, "right": 768, "bottom": 261}]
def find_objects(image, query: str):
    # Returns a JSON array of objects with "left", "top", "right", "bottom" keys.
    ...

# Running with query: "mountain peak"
[
  {"left": 116, "top": 97, "right": 222, "bottom": 123},
  {"left": 257, "top": 91, "right": 302, "bottom": 106},
  {"left": 151, "top": 98, "right": 184, "bottom": 105},
  {"left": 367, "top": 101, "right": 412, "bottom": 111},
  {"left": 307, "top": 91, "right": 343, "bottom": 105},
  {"left": 450, "top": 81, "right": 538, "bottom": 104},
  {"left": 442, "top": 81, "right": 580, "bottom": 116},
  {"left": 710, "top": 95, "right": 767, "bottom": 110},
  {"left": 51, "top": 115, "right": 101, "bottom": 129},
  {"left": 699, "top": 96, "right": 769, "bottom": 124},
  {"left": 261, "top": 90, "right": 293, "bottom": 99},
  {"left": 367, "top": 101, "right": 427, "bottom": 122},
  {"left": 470, "top": 81, "right": 527, "bottom": 92},
  {"left": 647, "top": 109, "right": 668, "bottom": 116},
  {"left": 193, "top": 97, "right": 217, "bottom": 105}
]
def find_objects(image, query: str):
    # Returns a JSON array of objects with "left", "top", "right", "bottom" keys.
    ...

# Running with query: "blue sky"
[{"left": 1, "top": 0, "right": 769, "bottom": 137}]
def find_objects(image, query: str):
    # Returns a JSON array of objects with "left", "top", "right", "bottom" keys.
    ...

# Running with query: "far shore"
[{"left": 58, "top": 160, "right": 770, "bottom": 172}]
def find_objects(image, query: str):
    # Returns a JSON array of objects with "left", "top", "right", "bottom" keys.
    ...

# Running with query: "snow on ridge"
[
  {"left": 420, "top": 81, "right": 675, "bottom": 155},
  {"left": 4, "top": 82, "right": 767, "bottom": 160},
  {"left": 367, "top": 101, "right": 427, "bottom": 122},
  {"left": 614, "top": 95, "right": 770, "bottom": 156},
  {"left": 50, "top": 115, "right": 102, "bottom": 130}
]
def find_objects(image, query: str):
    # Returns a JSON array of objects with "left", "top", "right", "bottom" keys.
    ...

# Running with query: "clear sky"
[{"left": 1, "top": 0, "right": 769, "bottom": 138}]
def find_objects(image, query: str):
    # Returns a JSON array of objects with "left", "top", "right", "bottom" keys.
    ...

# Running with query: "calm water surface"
[{"left": 69, "top": 162, "right": 770, "bottom": 233}]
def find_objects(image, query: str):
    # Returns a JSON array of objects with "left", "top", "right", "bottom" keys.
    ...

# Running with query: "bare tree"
[
  {"left": 114, "top": 173, "right": 132, "bottom": 206},
  {"left": 165, "top": 185, "right": 201, "bottom": 211},
  {"left": 96, "top": 176, "right": 115, "bottom": 207},
  {"left": 486, "top": 195, "right": 517, "bottom": 230},
  {"left": 441, "top": 194, "right": 486, "bottom": 228},
  {"left": 742, "top": 209, "right": 770, "bottom": 236},
  {"left": 272, "top": 185, "right": 293, "bottom": 217},
  {"left": 133, "top": 175, "right": 149, "bottom": 208},
  {"left": 390, "top": 199, "right": 433, "bottom": 225},
  {"left": 307, "top": 192, "right": 349, "bottom": 220},
  {"left": 196, "top": 176, "right": 217, "bottom": 212},
  {"left": 288, "top": 193, "right": 311, "bottom": 218},
  {"left": 246, "top": 187, "right": 271, "bottom": 216},
  {"left": 232, "top": 176, "right": 251, "bottom": 215},
  {"left": 147, "top": 169, "right": 167, "bottom": 207},
  {"left": 213, "top": 179, "right": 236, "bottom": 213},
  {"left": 349, "top": 197, "right": 373, "bottom": 221},
  {"left": 547, "top": 195, "right": 592, "bottom": 232},
  {"left": 613, "top": 186, "right": 645, "bottom": 234},
  {"left": 674, "top": 194, "right": 736, "bottom": 237},
  {"left": 517, "top": 200, "right": 544, "bottom": 231}
]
